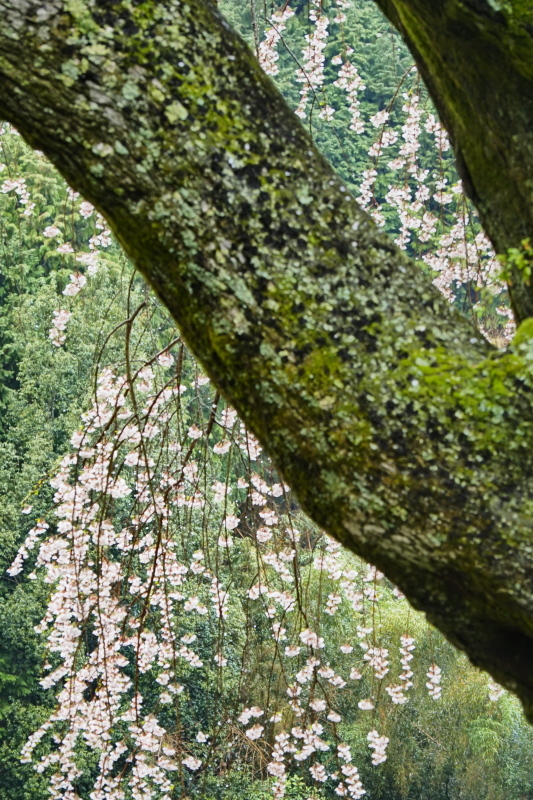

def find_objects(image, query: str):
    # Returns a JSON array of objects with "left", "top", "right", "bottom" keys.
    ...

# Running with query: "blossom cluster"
[
  {"left": 255, "top": 3, "right": 511, "bottom": 342},
  {"left": 258, "top": 6, "right": 295, "bottom": 76},
  {"left": 9, "top": 325, "right": 453, "bottom": 800}
]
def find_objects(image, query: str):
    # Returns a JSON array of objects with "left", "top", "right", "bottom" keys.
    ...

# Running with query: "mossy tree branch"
[{"left": 1, "top": 0, "right": 533, "bottom": 719}]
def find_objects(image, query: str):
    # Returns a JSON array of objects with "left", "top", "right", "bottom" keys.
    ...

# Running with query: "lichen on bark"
[{"left": 1, "top": 0, "right": 533, "bottom": 720}]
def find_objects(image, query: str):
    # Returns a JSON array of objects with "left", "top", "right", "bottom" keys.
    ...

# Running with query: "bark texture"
[
  {"left": 1, "top": 0, "right": 533, "bottom": 719},
  {"left": 374, "top": 0, "right": 533, "bottom": 322}
]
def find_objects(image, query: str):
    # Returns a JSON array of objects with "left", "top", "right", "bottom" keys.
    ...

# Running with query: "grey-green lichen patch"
[{"left": 1, "top": 0, "right": 533, "bottom": 719}]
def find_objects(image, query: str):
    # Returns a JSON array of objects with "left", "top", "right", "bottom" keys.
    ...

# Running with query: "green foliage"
[{"left": 500, "top": 238, "right": 533, "bottom": 285}]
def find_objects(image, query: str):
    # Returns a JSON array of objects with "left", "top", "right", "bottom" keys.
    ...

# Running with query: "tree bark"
[
  {"left": 1, "top": 0, "right": 533, "bottom": 719},
  {"left": 374, "top": 0, "right": 533, "bottom": 322}
]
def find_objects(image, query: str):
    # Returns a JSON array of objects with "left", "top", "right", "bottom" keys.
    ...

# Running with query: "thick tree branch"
[
  {"left": 373, "top": 0, "right": 533, "bottom": 322},
  {"left": 1, "top": 0, "right": 533, "bottom": 719}
]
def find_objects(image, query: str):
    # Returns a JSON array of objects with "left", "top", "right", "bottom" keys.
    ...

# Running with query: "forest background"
[{"left": 0, "top": 1, "right": 532, "bottom": 800}]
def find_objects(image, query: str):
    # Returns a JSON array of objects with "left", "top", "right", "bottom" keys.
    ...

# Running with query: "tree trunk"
[
  {"left": 374, "top": 0, "right": 533, "bottom": 323},
  {"left": 1, "top": 0, "right": 533, "bottom": 720}
]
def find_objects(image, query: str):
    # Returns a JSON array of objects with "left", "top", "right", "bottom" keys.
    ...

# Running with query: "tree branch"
[{"left": 1, "top": 0, "right": 533, "bottom": 718}]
